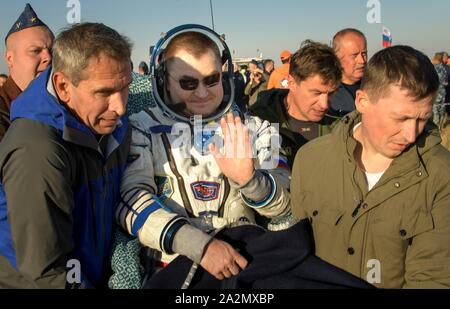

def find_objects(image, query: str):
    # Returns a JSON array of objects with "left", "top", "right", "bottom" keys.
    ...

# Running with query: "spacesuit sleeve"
[
  {"left": 116, "top": 116, "right": 213, "bottom": 263},
  {"left": 231, "top": 117, "right": 291, "bottom": 219},
  {"left": 116, "top": 118, "right": 189, "bottom": 254}
]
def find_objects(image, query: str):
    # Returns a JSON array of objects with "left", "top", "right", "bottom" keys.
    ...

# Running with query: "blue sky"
[{"left": 1, "top": 0, "right": 450, "bottom": 74}]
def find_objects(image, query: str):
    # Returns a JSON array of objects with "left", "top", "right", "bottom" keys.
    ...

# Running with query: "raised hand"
[{"left": 209, "top": 113, "right": 255, "bottom": 187}]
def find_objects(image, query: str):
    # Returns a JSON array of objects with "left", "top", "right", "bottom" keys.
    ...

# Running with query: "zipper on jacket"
[
  {"left": 350, "top": 160, "right": 365, "bottom": 219},
  {"left": 144, "top": 109, "right": 195, "bottom": 218},
  {"left": 101, "top": 165, "right": 108, "bottom": 259},
  {"left": 143, "top": 109, "right": 195, "bottom": 217},
  {"left": 218, "top": 177, "right": 230, "bottom": 217},
  {"left": 88, "top": 175, "right": 99, "bottom": 256},
  {"left": 161, "top": 132, "right": 195, "bottom": 217}
]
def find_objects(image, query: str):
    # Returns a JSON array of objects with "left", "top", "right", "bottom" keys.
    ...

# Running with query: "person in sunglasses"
[{"left": 113, "top": 26, "right": 291, "bottom": 285}]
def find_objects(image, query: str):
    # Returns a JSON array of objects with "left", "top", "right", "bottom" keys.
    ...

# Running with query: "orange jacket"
[{"left": 267, "top": 63, "right": 290, "bottom": 90}]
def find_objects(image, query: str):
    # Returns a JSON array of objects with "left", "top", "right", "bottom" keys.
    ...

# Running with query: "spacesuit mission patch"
[{"left": 191, "top": 181, "right": 221, "bottom": 201}]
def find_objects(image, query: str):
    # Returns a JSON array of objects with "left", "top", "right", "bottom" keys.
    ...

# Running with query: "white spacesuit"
[{"left": 116, "top": 25, "right": 291, "bottom": 266}]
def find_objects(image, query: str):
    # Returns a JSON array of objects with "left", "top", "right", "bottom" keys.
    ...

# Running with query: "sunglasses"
[{"left": 168, "top": 72, "right": 221, "bottom": 91}]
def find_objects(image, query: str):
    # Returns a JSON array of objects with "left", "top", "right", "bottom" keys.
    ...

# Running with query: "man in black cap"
[{"left": 0, "top": 3, "right": 54, "bottom": 141}]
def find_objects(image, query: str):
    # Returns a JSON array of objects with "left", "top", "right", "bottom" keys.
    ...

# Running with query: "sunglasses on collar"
[{"left": 168, "top": 72, "right": 222, "bottom": 91}]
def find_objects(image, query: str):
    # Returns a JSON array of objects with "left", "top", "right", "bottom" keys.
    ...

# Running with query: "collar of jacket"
[
  {"left": 251, "top": 89, "right": 289, "bottom": 124},
  {"left": 336, "top": 111, "right": 442, "bottom": 180},
  {"left": 249, "top": 89, "right": 297, "bottom": 145},
  {"left": 0, "top": 76, "right": 22, "bottom": 110},
  {"left": 10, "top": 66, "right": 129, "bottom": 157},
  {"left": 250, "top": 88, "right": 335, "bottom": 140}
]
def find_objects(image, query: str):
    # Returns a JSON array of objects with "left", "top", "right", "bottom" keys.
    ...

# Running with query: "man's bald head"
[
  {"left": 5, "top": 25, "right": 54, "bottom": 90},
  {"left": 332, "top": 28, "right": 366, "bottom": 53},
  {"left": 332, "top": 28, "right": 368, "bottom": 84}
]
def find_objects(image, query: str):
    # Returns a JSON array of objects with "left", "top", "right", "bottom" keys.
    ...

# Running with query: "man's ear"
[
  {"left": 53, "top": 72, "right": 72, "bottom": 104},
  {"left": 5, "top": 50, "right": 14, "bottom": 69},
  {"left": 355, "top": 89, "right": 371, "bottom": 114},
  {"left": 287, "top": 74, "right": 297, "bottom": 91}
]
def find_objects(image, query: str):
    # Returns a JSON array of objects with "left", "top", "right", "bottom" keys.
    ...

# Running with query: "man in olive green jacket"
[{"left": 291, "top": 45, "right": 450, "bottom": 288}]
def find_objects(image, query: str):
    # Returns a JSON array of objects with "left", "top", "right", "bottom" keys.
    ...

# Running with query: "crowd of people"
[{"left": 0, "top": 3, "right": 449, "bottom": 289}]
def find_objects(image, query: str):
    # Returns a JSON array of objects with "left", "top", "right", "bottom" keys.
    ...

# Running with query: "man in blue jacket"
[{"left": 0, "top": 22, "right": 132, "bottom": 288}]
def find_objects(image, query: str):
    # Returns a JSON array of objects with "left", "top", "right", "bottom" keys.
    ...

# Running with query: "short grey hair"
[{"left": 53, "top": 22, "right": 132, "bottom": 85}]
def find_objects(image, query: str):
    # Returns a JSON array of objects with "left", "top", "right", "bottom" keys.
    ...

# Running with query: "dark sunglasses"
[{"left": 168, "top": 72, "right": 221, "bottom": 91}]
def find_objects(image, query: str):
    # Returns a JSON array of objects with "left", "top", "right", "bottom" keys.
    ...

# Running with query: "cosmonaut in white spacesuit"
[{"left": 116, "top": 24, "right": 292, "bottom": 281}]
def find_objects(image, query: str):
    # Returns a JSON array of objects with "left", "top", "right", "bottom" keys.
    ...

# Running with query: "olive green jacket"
[{"left": 291, "top": 111, "right": 450, "bottom": 288}]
